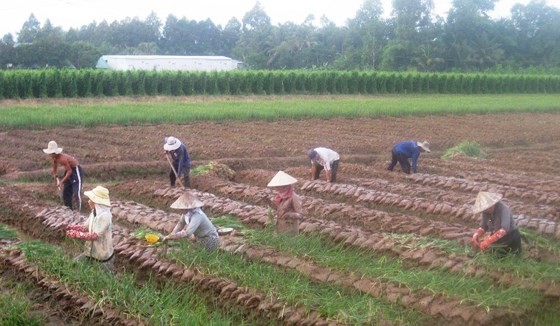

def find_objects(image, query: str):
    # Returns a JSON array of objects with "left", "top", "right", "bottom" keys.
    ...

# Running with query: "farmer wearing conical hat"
[
  {"left": 308, "top": 147, "right": 340, "bottom": 183},
  {"left": 66, "top": 186, "right": 114, "bottom": 270},
  {"left": 43, "top": 140, "right": 84, "bottom": 211},
  {"left": 164, "top": 136, "right": 191, "bottom": 188},
  {"left": 163, "top": 192, "right": 220, "bottom": 252},
  {"left": 471, "top": 192, "right": 522, "bottom": 256},
  {"left": 387, "top": 141, "right": 431, "bottom": 174},
  {"left": 267, "top": 171, "right": 304, "bottom": 235}
]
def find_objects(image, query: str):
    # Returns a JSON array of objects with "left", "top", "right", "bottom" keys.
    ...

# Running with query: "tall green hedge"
[{"left": 0, "top": 69, "right": 559, "bottom": 99}]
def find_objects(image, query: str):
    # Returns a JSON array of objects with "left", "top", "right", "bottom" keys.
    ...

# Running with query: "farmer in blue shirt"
[
  {"left": 164, "top": 136, "right": 191, "bottom": 188},
  {"left": 387, "top": 141, "right": 431, "bottom": 174}
]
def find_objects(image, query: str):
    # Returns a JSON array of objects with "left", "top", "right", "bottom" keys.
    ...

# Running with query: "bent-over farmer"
[
  {"left": 387, "top": 140, "right": 431, "bottom": 174},
  {"left": 43, "top": 140, "right": 84, "bottom": 211},
  {"left": 308, "top": 147, "right": 340, "bottom": 183},
  {"left": 267, "top": 171, "right": 304, "bottom": 236},
  {"left": 471, "top": 191, "right": 522, "bottom": 256},
  {"left": 164, "top": 136, "right": 191, "bottom": 188},
  {"left": 163, "top": 192, "right": 220, "bottom": 252}
]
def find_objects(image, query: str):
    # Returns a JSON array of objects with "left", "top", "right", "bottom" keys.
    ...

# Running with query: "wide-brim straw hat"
[
  {"left": 267, "top": 171, "right": 297, "bottom": 187},
  {"left": 170, "top": 192, "right": 204, "bottom": 209},
  {"left": 417, "top": 141, "right": 431, "bottom": 153},
  {"left": 84, "top": 186, "right": 111, "bottom": 206},
  {"left": 164, "top": 136, "right": 182, "bottom": 151},
  {"left": 43, "top": 140, "right": 63, "bottom": 154},
  {"left": 472, "top": 191, "right": 502, "bottom": 214}
]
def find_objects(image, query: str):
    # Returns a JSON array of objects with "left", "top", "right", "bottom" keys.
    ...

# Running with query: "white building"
[{"left": 95, "top": 55, "right": 243, "bottom": 71}]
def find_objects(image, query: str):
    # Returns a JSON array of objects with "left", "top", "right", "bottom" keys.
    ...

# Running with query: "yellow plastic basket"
[{"left": 145, "top": 234, "right": 160, "bottom": 244}]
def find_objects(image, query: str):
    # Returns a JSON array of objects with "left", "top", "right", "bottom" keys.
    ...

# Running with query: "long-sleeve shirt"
[
  {"left": 480, "top": 202, "right": 517, "bottom": 234},
  {"left": 393, "top": 141, "right": 422, "bottom": 173},
  {"left": 311, "top": 147, "right": 340, "bottom": 171},
  {"left": 83, "top": 204, "right": 113, "bottom": 261},
  {"left": 272, "top": 192, "right": 304, "bottom": 220},
  {"left": 169, "top": 208, "right": 217, "bottom": 239},
  {"left": 170, "top": 143, "right": 191, "bottom": 176}
]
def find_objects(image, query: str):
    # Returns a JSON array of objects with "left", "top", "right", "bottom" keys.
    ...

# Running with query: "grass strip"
[
  {"left": 17, "top": 240, "right": 253, "bottom": 326},
  {"left": 0, "top": 281, "right": 46, "bottom": 326},
  {"left": 387, "top": 233, "right": 560, "bottom": 283},
  {"left": 167, "top": 238, "right": 430, "bottom": 324},
  {"left": 0, "top": 224, "right": 18, "bottom": 240},
  {"left": 212, "top": 216, "right": 544, "bottom": 311},
  {"left": 2, "top": 94, "right": 560, "bottom": 129}
]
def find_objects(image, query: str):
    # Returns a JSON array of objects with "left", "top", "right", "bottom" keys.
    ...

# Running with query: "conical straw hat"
[
  {"left": 267, "top": 171, "right": 297, "bottom": 187},
  {"left": 472, "top": 192, "right": 502, "bottom": 214},
  {"left": 170, "top": 192, "right": 204, "bottom": 209}
]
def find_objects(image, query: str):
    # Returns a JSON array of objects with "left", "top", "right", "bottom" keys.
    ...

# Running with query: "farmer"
[
  {"left": 267, "top": 171, "right": 304, "bottom": 236},
  {"left": 307, "top": 147, "right": 340, "bottom": 183},
  {"left": 66, "top": 185, "right": 114, "bottom": 270},
  {"left": 163, "top": 192, "right": 220, "bottom": 252},
  {"left": 471, "top": 192, "right": 522, "bottom": 256},
  {"left": 164, "top": 136, "right": 191, "bottom": 188},
  {"left": 387, "top": 140, "right": 431, "bottom": 174},
  {"left": 43, "top": 140, "right": 84, "bottom": 211}
]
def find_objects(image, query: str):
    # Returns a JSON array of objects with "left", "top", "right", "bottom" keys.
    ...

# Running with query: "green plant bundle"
[{"left": 442, "top": 141, "right": 488, "bottom": 160}]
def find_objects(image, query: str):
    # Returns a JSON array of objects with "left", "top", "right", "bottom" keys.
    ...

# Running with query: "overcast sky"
[{"left": 1, "top": 0, "right": 558, "bottom": 39}]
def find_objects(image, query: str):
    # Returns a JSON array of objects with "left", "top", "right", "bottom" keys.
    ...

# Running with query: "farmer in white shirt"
[{"left": 307, "top": 147, "right": 340, "bottom": 183}]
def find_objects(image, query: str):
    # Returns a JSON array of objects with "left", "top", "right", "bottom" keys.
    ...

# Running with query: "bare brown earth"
[{"left": 1, "top": 111, "right": 560, "bottom": 325}]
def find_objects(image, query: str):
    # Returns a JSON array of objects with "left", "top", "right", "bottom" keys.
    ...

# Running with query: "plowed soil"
[{"left": 1, "top": 110, "right": 560, "bottom": 325}]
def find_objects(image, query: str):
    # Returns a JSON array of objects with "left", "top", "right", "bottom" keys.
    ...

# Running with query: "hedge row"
[{"left": 0, "top": 69, "right": 559, "bottom": 99}]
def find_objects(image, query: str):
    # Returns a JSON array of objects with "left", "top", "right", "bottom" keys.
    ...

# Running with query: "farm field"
[{"left": 1, "top": 100, "right": 560, "bottom": 325}]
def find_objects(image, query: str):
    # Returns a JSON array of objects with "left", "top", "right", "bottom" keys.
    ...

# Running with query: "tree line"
[{"left": 1, "top": 0, "right": 559, "bottom": 73}]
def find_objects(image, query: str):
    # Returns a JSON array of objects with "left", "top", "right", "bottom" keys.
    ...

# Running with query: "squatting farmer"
[
  {"left": 308, "top": 147, "right": 340, "bottom": 183},
  {"left": 387, "top": 140, "right": 431, "bottom": 174},
  {"left": 163, "top": 192, "right": 220, "bottom": 252},
  {"left": 471, "top": 191, "right": 522, "bottom": 256},
  {"left": 66, "top": 185, "right": 115, "bottom": 271},
  {"left": 267, "top": 171, "right": 304, "bottom": 236},
  {"left": 43, "top": 140, "right": 84, "bottom": 211},
  {"left": 164, "top": 136, "right": 191, "bottom": 188}
]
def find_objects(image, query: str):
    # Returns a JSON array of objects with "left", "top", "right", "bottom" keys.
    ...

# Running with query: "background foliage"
[{"left": 1, "top": 0, "right": 560, "bottom": 72}]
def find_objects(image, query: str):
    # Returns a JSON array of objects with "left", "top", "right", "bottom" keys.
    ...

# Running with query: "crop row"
[{"left": 119, "top": 181, "right": 560, "bottom": 299}]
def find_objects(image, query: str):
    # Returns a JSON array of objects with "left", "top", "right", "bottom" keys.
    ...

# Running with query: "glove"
[
  {"left": 66, "top": 230, "right": 99, "bottom": 240},
  {"left": 479, "top": 228, "right": 507, "bottom": 250},
  {"left": 66, "top": 224, "right": 87, "bottom": 232},
  {"left": 471, "top": 228, "right": 485, "bottom": 245}
]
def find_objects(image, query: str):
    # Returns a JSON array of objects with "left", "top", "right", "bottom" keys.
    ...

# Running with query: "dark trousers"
[
  {"left": 170, "top": 165, "right": 191, "bottom": 188},
  {"left": 63, "top": 166, "right": 83, "bottom": 211},
  {"left": 313, "top": 160, "right": 339, "bottom": 182},
  {"left": 492, "top": 229, "right": 522, "bottom": 256},
  {"left": 387, "top": 150, "right": 411, "bottom": 174}
]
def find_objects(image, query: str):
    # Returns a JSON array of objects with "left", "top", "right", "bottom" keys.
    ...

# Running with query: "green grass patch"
[
  {"left": 245, "top": 227, "right": 543, "bottom": 311},
  {"left": 442, "top": 140, "right": 487, "bottom": 159},
  {"left": 167, "top": 238, "right": 429, "bottom": 324},
  {"left": 0, "top": 282, "right": 46, "bottom": 326},
  {"left": 0, "top": 224, "right": 18, "bottom": 240},
  {"left": 191, "top": 162, "right": 217, "bottom": 176},
  {"left": 17, "top": 240, "right": 253, "bottom": 325},
  {"left": 2, "top": 94, "right": 560, "bottom": 129}
]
